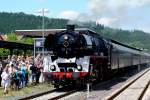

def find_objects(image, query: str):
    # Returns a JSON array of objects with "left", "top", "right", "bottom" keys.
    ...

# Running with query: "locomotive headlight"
[
  {"left": 64, "top": 35, "right": 68, "bottom": 40},
  {"left": 50, "top": 65, "right": 56, "bottom": 71},
  {"left": 77, "top": 65, "right": 82, "bottom": 71}
]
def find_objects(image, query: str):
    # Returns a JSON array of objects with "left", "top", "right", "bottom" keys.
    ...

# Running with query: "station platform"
[
  {"left": 142, "top": 81, "right": 150, "bottom": 100},
  {"left": 113, "top": 70, "right": 150, "bottom": 100}
]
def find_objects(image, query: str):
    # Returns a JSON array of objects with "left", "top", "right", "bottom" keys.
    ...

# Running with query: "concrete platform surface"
[
  {"left": 142, "top": 82, "right": 150, "bottom": 100},
  {"left": 114, "top": 70, "right": 150, "bottom": 100}
]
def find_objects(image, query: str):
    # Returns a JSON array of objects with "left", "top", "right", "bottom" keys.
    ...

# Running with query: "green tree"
[
  {"left": 0, "top": 48, "right": 10, "bottom": 57},
  {"left": 6, "top": 33, "right": 17, "bottom": 42},
  {"left": 20, "top": 37, "right": 33, "bottom": 44}
]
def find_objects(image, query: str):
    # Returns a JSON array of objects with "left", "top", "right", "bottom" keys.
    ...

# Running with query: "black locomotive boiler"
[{"left": 44, "top": 25, "right": 150, "bottom": 87}]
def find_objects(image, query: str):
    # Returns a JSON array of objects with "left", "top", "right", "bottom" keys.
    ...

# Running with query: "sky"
[{"left": 0, "top": 0, "right": 150, "bottom": 33}]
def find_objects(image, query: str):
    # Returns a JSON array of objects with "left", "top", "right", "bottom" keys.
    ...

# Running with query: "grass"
[{"left": 0, "top": 83, "right": 53, "bottom": 100}]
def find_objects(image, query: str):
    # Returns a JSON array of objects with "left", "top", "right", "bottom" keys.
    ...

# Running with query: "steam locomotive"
[{"left": 44, "top": 25, "right": 150, "bottom": 88}]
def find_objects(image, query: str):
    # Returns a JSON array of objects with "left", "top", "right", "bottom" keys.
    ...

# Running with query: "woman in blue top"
[{"left": 20, "top": 63, "right": 26, "bottom": 88}]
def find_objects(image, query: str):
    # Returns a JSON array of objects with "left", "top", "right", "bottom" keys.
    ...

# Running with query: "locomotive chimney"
[{"left": 67, "top": 24, "right": 75, "bottom": 31}]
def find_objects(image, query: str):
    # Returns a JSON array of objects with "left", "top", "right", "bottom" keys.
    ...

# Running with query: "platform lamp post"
[{"left": 38, "top": 8, "right": 49, "bottom": 57}]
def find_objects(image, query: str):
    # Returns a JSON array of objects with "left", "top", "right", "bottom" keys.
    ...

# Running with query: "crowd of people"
[{"left": 0, "top": 54, "right": 44, "bottom": 94}]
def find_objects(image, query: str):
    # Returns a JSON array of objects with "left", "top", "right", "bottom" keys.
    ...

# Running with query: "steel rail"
[
  {"left": 19, "top": 88, "right": 58, "bottom": 100},
  {"left": 106, "top": 68, "right": 150, "bottom": 100},
  {"left": 48, "top": 90, "right": 77, "bottom": 100},
  {"left": 19, "top": 85, "right": 78, "bottom": 100},
  {"left": 138, "top": 80, "right": 150, "bottom": 100}
]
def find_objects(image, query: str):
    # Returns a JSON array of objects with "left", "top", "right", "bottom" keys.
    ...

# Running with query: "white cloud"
[
  {"left": 88, "top": 0, "right": 150, "bottom": 19},
  {"left": 89, "top": 0, "right": 150, "bottom": 12},
  {"left": 128, "top": 0, "right": 150, "bottom": 7},
  {"left": 87, "top": 0, "right": 150, "bottom": 31},
  {"left": 138, "top": 26, "right": 150, "bottom": 33},
  {"left": 58, "top": 10, "right": 79, "bottom": 20},
  {"left": 90, "top": 0, "right": 150, "bottom": 14},
  {"left": 56, "top": 0, "right": 150, "bottom": 32}
]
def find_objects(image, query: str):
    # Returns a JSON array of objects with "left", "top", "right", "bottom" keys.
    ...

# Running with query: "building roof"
[
  {"left": 15, "top": 28, "right": 89, "bottom": 37},
  {"left": 0, "top": 40, "right": 33, "bottom": 50},
  {"left": 0, "top": 35, "right": 4, "bottom": 40}
]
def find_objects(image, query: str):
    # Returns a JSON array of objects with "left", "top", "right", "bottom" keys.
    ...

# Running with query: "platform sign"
[
  {"left": 34, "top": 38, "right": 53, "bottom": 60},
  {"left": 35, "top": 38, "right": 44, "bottom": 47}
]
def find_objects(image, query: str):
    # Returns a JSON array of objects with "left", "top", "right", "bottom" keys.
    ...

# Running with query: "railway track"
[
  {"left": 19, "top": 85, "right": 78, "bottom": 100},
  {"left": 45, "top": 90, "right": 77, "bottom": 100},
  {"left": 19, "top": 68, "right": 150, "bottom": 100},
  {"left": 18, "top": 88, "right": 57, "bottom": 100},
  {"left": 105, "top": 68, "right": 150, "bottom": 100}
]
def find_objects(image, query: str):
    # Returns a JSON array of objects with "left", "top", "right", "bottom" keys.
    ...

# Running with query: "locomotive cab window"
[
  {"left": 82, "top": 34, "right": 93, "bottom": 48},
  {"left": 82, "top": 34, "right": 94, "bottom": 55}
]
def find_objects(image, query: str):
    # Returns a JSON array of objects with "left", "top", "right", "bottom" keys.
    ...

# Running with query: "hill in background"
[{"left": 0, "top": 12, "right": 150, "bottom": 52}]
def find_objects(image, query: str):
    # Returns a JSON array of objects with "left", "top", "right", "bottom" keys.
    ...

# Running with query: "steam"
[
  {"left": 58, "top": 0, "right": 150, "bottom": 32},
  {"left": 88, "top": 0, "right": 150, "bottom": 28}
]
